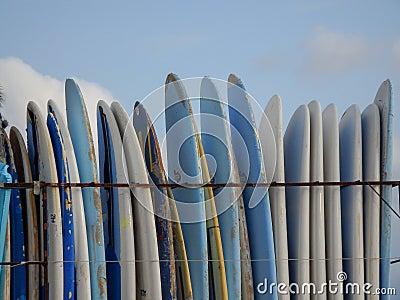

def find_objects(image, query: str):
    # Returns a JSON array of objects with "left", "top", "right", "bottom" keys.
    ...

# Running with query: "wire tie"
[{"left": 33, "top": 181, "right": 40, "bottom": 195}]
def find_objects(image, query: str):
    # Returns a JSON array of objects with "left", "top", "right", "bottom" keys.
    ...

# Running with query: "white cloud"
[
  {"left": 303, "top": 27, "right": 369, "bottom": 75},
  {"left": 0, "top": 56, "right": 114, "bottom": 152},
  {"left": 393, "top": 39, "right": 400, "bottom": 69}
]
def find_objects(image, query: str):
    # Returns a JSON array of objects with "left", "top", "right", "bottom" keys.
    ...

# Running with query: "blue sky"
[{"left": 1, "top": 0, "right": 400, "bottom": 292}]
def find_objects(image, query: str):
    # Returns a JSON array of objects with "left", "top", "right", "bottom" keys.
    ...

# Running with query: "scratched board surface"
[
  {"left": 165, "top": 73, "right": 209, "bottom": 299},
  {"left": 47, "top": 100, "right": 91, "bottom": 299},
  {"left": 132, "top": 101, "right": 176, "bottom": 300},
  {"left": 228, "top": 74, "right": 277, "bottom": 299},
  {"left": 47, "top": 111, "right": 75, "bottom": 300},
  {"left": 27, "top": 101, "right": 64, "bottom": 300},
  {"left": 200, "top": 77, "right": 241, "bottom": 299},
  {"left": 130, "top": 101, "right": 193, "bottom": 300},
  {"left": 66, "top": 79, "right": 107, "bottom": 299}
]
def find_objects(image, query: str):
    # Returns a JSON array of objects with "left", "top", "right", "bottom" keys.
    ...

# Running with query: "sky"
[{"left": 1, "top": 0, "right": 400, "bottom": 292}]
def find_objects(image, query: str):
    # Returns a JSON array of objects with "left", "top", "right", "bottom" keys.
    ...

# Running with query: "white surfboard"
[
  {"left": 258, "top": 99, "right": 277, "bottom": 184},
  {"left": 374, "top": 80, "right": 392, "bottom": 296},
  {"left": 261, "top": 95, "right": 289, "bottom": 298},
  {"left": 339, "top": 104, "right": 364, "bottom": 294},
  {"left": 284, "top": 105, "right": 310, "bottom": 300},
  {"left": 97, "top": 100, "right": 136, "bottom": 299},
  {"left": 27, "top": 101, "right": 64, "bottom": 299},
  {"left": 361, "top": 104, "right": 380, "bottom": 299},
  {"left": 47, "top": 100, "right": 92, "bottom": 299},
  {"left": 110, "top": 101, "right": 162, "bottom": 299},
  {"left": 322, "top": 104, "right": 343, "bottom": 299},
  {"left": 308, "top": 100, "right": 327, "bottom": 299}
]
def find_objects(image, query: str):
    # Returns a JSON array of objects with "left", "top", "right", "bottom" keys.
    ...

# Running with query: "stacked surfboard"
[{"left": 0, "top": 75, "right": 393, "bottom": 300}]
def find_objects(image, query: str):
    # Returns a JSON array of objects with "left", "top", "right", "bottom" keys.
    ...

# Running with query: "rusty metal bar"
[{"left": 0, "top": 180, "right": 399, "bottom": 189}]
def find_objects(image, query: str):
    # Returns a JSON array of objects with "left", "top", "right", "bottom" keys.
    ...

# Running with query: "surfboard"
[
  {"left": 361, "top": 103, "right": 380, "bottom": 298},
  {"left": 261, "top": 95, "right": 290, "bottom": 298},
  {"left": 111, "top": 101, "right": 162, "bottom": 299},
  {"left": 10, "top": 126, "right": 40, "bottom": 300},
  {"left": 374, "top": 80, "right": 393, "bottom": 296},
  {"left": 339, "top": 104, "right": 364, "bottom": 290},
  {"left": 321, "top": 104, "right": 343, "bottom": 295},
  {"left": 27, "top": 101, "right": 64, "bottom": 300},
  {"left": 130, "top": 101, "right": 176, "bottom": 300},
  {"left": 237, "top": 182, "right": 254, "bottom": 299},
  {"left": 308, "top": 100, "right": 327, "bottom": 296},
  {"left": 3, "top": 130, "right": 27, "bottom": 300},
  {"left": 167, "top": 74, "right": 228, "bottom": 299},
  {"left": 47, "top": 109, "right": 75, "bottom": 300},
  {"left": 284, "top": 105, "right": 310, "bottom": 299},
  {"left": 2, "top": 217, "right": 10, "bottom": 300},
  {"left": 228, "top": 74, "right": 277, "bottom": 299},
  {"left": 130, "top": 101, "right": 193, "bottom": 300},
  {"left": 200, "top": 77, "right": 241, "bottom": 299},
  {"left": 190, "top": 93, "right": 228, "bottom": 299},
  {"left": 0, "top": 162, "right": 11, "bottom": 298},
  {"left": 97, "top": 101, "right": 136, "bottom": 299},
  {"left": 65, "top": 78, "right": 107, "bottom": 299},
  {"left": 165, "top": 73, "right": 209, "bottom": 299},
  {"left": 47, "top": 100, "right": 91, "bottom": 299}
]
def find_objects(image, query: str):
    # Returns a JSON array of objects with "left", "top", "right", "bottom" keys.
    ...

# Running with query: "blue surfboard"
[
  {"left": 97, "top": 102, "right": 122, "bottom": 299},
  {"left": 129, "top": 102, "right": 193, "bottom": 299},
  {"left": 26, "top": 107, "right": 45, "bottom": 299},
  {"left": 3, "top": 131, "right": 27, "bottom": 300},
  {"left": 133, "top": 102, "right": 176, "bottom": 300},
  {"left": 10, "top": 126, "right": 40, "bottom": 299},
  {"left": 165, "top": 73, "right": 209, "bottom": 299},
  {"left": 374, "top": 80, "right": 393, "bottom": 297},
  {"left": 200, "top": 77, "right": 241, "bottom": 299},
  {"left": 47, "top": 109, "right": 75, "bottom": 300},
  {"left": 97, "top": 101, "right": 136, "bottom": 299},
  {"left": 65, "top": 78, "right": 107, "bottom": 299},
  {"left": 227, "top": 74, "right": 277, "bottom": 299}
]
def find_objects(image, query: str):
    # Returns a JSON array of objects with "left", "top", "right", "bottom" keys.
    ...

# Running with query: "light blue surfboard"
[
  {"left": 47, "top": 109, "right": 75, "bottom": 300},
  {"left": 3, "top": 131, "right": 27, "bottom": 300},
  {"left": 374, "top": 80, "right": 393, "bottom": 297},
  {"left": 227, "top": 74, "right": 277, "bottom": 299},
  {"left": 165, "top": 73, "right": 209, "bottom": 299},
  {"left": 200, "top": 77, "right": 241, "bottom": 299},
  {"left": 0, "top": 161, "right": 11, "bottom": 298},
  {"left": 65, "top": 79, "right": 107, "bottom": 299}
]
